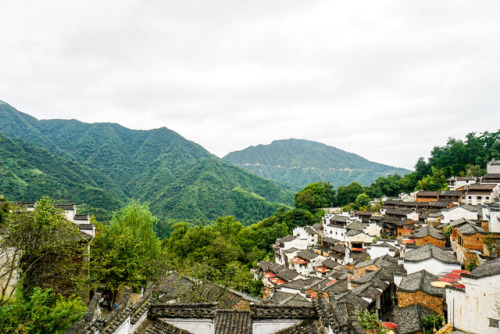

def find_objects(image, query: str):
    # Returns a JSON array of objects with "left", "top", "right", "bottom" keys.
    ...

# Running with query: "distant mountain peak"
[{"left": 223, "top": 139, "right": 410, "bottom": 192}]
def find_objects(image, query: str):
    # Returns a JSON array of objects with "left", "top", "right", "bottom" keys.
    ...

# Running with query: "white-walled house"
[
  {"left": 446, "top": 258, "right": 500, "bottom": 334},
  {"left": 404, "top": 244, "right": 461, "bottom": 276},
  {"left": 487, "top": 159, "right": 500, "bottom": 174},
  {"left": 274, "top": 236, "right": 307, "bottom": 266},
  {"left": 367, "top": 241, "right": 398, "bottom": 260},
  {"left": 441, "top": 205, "right": 480, "bottom": 224},
  {"left": 322, "top": 215, "right": 349, "bottom": 242},
  {"left": 447, "top": 176, "right": 477, "bottom": 191},
  {"left": 292, "top": 226, "right": 318, "bottom": 248},
  {"left": 485, "top": 201, "right": 500, "bottom": 233},
  {"left": 460, "top": 184, "right": 499, "bottom": 205}
]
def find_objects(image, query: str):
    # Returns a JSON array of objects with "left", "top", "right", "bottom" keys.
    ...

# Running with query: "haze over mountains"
[
  {"left": 0, "top": 100, "right": 409, "bottom": 232},
  {"left": 223, "top": 139, "right": 410, "bottom": 192}
]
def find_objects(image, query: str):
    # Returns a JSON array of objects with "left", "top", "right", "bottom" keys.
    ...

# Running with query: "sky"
[{"left": 1, "top": 1, "right": 499, "bottom": 170}]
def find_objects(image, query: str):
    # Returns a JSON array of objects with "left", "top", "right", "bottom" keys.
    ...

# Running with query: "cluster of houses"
[{"left": 254, "top": 159, "right": 500, "bottom": 334}]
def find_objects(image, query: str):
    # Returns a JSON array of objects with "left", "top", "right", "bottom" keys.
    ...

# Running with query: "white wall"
[
  {"left": 404, "top": 258, "right": 461, "bottom": 276},
  {"left": 442, "top": 208, "right": 478, "bottom": 224},
  {"left": 367, "top": 245, "right": 391, "bottom": 260},
  {"left": 163, "top": 319, "right": 214, "bottom": 334},
  {"left": 446, "top": 275, "right": 500, "bottom": 334},
  {"left": 253, "top": 320, "right": 303, "bottom": 334}
]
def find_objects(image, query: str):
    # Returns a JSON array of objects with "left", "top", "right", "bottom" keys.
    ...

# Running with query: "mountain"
[
  {"left": 0, "top": 133, "right": 126, "bottom": 219},
  {"left": 223, "top": 138, "right": 411, "bottom": 192},
  {"left": 0, "top": 101, "right": 293, "bottom": 228}
]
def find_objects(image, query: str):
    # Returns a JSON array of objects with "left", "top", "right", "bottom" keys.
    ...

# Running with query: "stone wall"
[
  {"left": 415, "top": 236, "right": 446, "bottom": 248},
  {"left": 460, "top": 233, "right": 484, "bottom": 251},
  {"left": 397, "top": 291, "right": 444, "bottom": 315}
]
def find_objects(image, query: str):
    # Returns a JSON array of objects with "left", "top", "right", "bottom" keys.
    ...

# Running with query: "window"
[
  {"left": 486, "top": 197, "right": 490, "bottom": 200},
  {"left": 489, "top": 318, "right": 499, "bottom": 328},
  {"left": 468, "top": 196, "right": 472, "bottom": 199},
  {"left": 477, "top": 196, "right": 482, "bottom": 200}
]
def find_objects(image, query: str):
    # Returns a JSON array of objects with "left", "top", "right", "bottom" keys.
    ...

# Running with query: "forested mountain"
[
  {"left": 223, "top": 138, "right": 410, "bottom": 191},
  {"left": 0, "top": 134, "right": 126, "bottom": 219},
  {"left": 0, "top": 101, "right": 293, "bottom": 227}
]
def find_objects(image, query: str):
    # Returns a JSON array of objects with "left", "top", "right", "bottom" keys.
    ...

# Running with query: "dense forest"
[
  {"left": 223, "top": 138, "right": 410, "bottom": 191},
  {"left": 0, "top": 101, "right": 293, "bottom": 233}
]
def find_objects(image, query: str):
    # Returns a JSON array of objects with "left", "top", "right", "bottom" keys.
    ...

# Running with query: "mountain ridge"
[
  {"left": 0, "top": 101, "right": 293, "bottom": 229},
  {"left": 223, "top": 138, "right": 410, "bottom": 191}
]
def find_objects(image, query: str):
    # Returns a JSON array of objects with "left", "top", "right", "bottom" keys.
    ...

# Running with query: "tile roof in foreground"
[{"left": 404, "top": 244, "right": 459, "bottom": 265}]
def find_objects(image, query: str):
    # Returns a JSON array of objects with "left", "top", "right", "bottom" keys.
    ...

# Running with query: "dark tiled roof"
[
  {"left": 214, "top": 310, "right": 252, "bottom": 334},
  {"left": 457, "top": 223, "right": 486, "bottom": 235},
  {"left": 321, "top": 279, "right": 349, "bottom": 295},
  {"left": 351, "top": 282, "right": 384, "bottom": 301},
  {"left": 275, "top": 319, "right": 323, "bottom": 334},
  {"left": 329, "top": 215, "right": 349, "bottom": 223},
  {"left": 268, "top": 291, "right": 311, "bottom": 307},
  {"left": 54, "top": 204, "right": 76, "bottom": 210},
  {"left": 74, "top": 214, "right": 90, "bottom": 220},
  {"left": 394, "top": 304, "right": 436, "bottom": 334},
  {"left": 416, "top": 191, "right": 440, "bottom": 197},
  {"left": 322, "top": 258, "right": 337, "bottom": 269},
  {"left": 297, "top": 249, "right": 319, "bottom": 261},
  {"left": 144, "top": 319, "right": 193, "bottom": 334},
  {"left": 385, "top": 208, "right": 413, "bottom": 216},
  {"left": 398, "top": 270, "right": 444, "bottom": 297},
  {"left": 323, "top": 237, "right": 341, "bottom": 244},
  {"left": 355, "top": 254, "right": 398, "bottom": 269},
  {"left": 352, "top": 269, "right": 393, "bottom": 285},
  {"left": 77, "top": 224, "right": 95, "bottom": 230},
  {"left": 346, "top": 229, "right": 362, "bottom": 237},
  {"left": 312, "top": 223, "right": 322, "bottom": 230},
  {"left": 345, "top": 222, "right": 365, "bottom": 231},
  {"left": 463, "top": 257, "right": 500, "bottom": 279},
  {"left": 284, "top": 247, "right": 300, "bottom": 254},
  {"left": 258, "top": 261, "right": 273, "bottom": 272},
  {"left": 270, "top": 263, "right": 286, "bottom": 273},
  {"left": 464, "top": 183, "right": 497, "bottom": 191},
  {"left": 281, "top": 278, "right": 319, "bottom": 290},
  {"left": 414, "top": 225, "right": 445, "bottom": 240},
  {"left": 440, "top": 190, "right": 463, "bottom": 197},
  {"left": 276, "top": 268, "right": 300, "bottom": 282},
  {"left": 405, "top": 244, "right": 459, "bottom": 265},
  {"left": 278, "top": 235, "right": 297, "bottom": 243},
  {"left": 331, "top": 244, "right": 346, "bottom": 254},
  {"left": 149, "top": 303, "right": 217, "bottom": 318},
  {"left": 250, "top": 304, "right": 317, "bottom": 319},
  {"left": 427, "top": 201, "right": 451, "bottom": 208},
  {"left": 304, "top": 226, "right": 317, "bottom": 236}
]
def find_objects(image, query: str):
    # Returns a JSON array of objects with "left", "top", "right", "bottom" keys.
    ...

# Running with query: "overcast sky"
[{"left": 1, "top": 1, "right": 499, "bottom": 169}]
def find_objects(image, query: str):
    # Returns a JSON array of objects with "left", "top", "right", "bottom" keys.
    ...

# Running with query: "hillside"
[
  {"left": 0, "top": 101, "right": 293, "bottom": 227},
  {"left": 223, "top": 138, "right": 410, "bottom": 191},
  {"left": 0, "top": 134, "right": 126, "bottom": 219}
]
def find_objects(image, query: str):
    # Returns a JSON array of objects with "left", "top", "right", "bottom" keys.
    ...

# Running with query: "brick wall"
[
  {"left": 415, "top": 236, "right": 446, "bottom": 248},
  {"left": 459, "top": 233, "right": 484, "bottom": 251},
  {"left": 397, "top": 291, "right": 444, "bottom": 315}
]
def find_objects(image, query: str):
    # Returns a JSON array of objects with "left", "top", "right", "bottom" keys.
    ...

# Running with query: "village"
[
  {"left": 253, "top": 159, "right": 500, "bottom": 334},
  {"left": 3, "top": 160, "right": 500, "bottom": 334}
]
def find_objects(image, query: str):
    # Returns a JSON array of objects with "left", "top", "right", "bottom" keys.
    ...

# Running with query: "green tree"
[
  {"left": 354, "top": 193, "right": 370, "bottom": 210},
  {"left": 294, "top": 182, "right": 336, "bottom": 211},
  {"left": 1, "top": 198, "right": 85, "bottom": 301},
  {"left": 0, "top": 286, "right": 86, "bottom": 334},
  {"left": 417, "top": 167, "right": 447, "bottom": 191},
  {"left": 337, "top": 182, "right": 363, "bottom": 206},
  {"left": 91, "top": 201, "right": 163, "bottom": 301},
  {"left": 356, "top": 309, "right": 389, "bottom": 334},
  {"left": 422, "top": 314, "right": 444, "bottom": 334}
]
